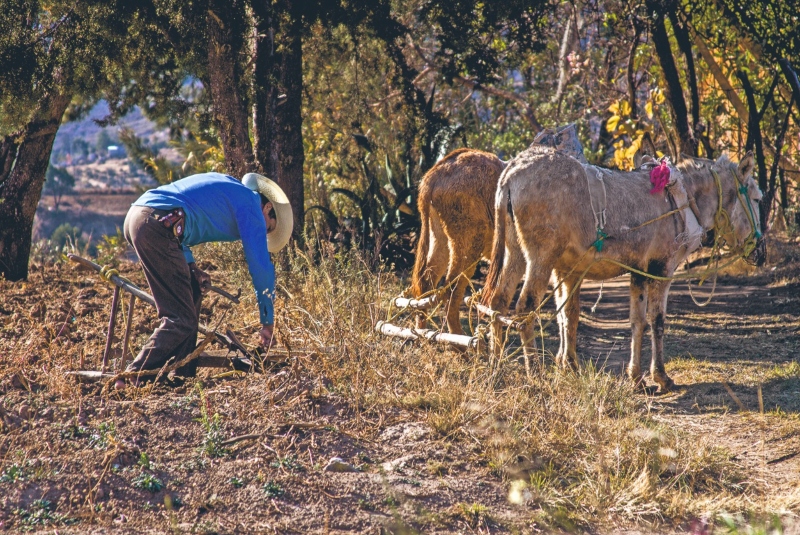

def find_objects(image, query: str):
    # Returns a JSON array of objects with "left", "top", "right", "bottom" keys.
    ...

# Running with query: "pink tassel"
[{"left": 649, "top": 161, "right": 670, "bottom": 194}]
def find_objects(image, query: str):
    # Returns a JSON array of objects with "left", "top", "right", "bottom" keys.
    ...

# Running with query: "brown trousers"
[{"left": 123, "top": 206, "right": 202, "bottom": 376}]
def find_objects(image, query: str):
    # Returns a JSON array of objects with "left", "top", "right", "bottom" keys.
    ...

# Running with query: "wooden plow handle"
[{"left": 67, "top": 254, "right": 240, "bottom": 351}]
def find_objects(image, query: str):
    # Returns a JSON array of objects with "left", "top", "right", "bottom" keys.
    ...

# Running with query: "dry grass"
[{"left": 197, "top": 244, "right": 767, "bottom": 525}]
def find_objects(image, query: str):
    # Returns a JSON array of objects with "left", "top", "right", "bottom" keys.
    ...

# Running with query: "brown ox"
[
  {"left": 412, "top": 125, "right": 587, "bottom": 335},
  {"left": 482, "top": 146, "right": 764, "bottom": 393}
]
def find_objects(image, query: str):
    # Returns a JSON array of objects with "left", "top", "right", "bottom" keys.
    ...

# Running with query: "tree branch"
[{"left": 409, "top": 42, "right": 542, "bottom": 132}]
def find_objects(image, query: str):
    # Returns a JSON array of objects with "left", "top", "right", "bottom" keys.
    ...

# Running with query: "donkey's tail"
[
  {"left": 411, "top": 200, "right": 433, "bottom": 297},
  {"left": 482, "top": 183, "right": 510, "bottom": 306}
]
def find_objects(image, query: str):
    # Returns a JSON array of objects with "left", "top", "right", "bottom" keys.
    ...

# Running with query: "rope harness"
[{"left": 585, "top": 165, "right": 610, "bottom": 251}]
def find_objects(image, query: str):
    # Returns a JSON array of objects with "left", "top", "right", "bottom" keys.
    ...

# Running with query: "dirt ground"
[{"left": 1, "top": 233, "right": 799, "bottom": 533}]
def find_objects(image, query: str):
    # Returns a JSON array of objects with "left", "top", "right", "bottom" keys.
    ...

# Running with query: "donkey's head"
[{"left": 713, "top": 151, "right": 766, "bottom": 265}]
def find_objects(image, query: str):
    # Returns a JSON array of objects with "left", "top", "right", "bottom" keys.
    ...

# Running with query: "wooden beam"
[
  {"left": 393, "top": 294, "right": 440, "bottom": 310},
  {"left": 464, "top": 297, "right": 526, "bottom": 329},
  {"left": 375, "top": 321, "right": 478, "bottom": 349}
]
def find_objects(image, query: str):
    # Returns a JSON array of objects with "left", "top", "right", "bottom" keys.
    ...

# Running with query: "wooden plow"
[
  {"left": 375, "top": 292, "right": 529, "bottom": 352},
  {"left": 66, "top": 254, "right": 281, "bottom": 382}
]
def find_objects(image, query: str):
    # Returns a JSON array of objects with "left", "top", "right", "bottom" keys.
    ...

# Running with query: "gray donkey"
[{"left": 482, "top": 146, "right": 764, "bottom": 393}]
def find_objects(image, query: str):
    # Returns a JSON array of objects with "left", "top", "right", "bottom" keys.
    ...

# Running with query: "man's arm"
[{"left": 236, "top": 204, "right": 276, "bottom": 341}]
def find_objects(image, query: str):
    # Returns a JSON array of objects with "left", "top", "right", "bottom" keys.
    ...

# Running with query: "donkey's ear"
[{"left": 739, "top": 151, "right": 755, "bottom": 178}]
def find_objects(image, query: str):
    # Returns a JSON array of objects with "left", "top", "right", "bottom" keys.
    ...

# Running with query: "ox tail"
[
  {"left": 411, "top": 200, "right": 432, "bottom": 297},
  {"left": 482, "top": 184, "right": 510, "bottom": 307}
]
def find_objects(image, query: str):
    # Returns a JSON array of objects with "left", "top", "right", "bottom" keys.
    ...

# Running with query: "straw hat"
[{"left": 242, "top": 173, "right": 294, "bottom": 253}]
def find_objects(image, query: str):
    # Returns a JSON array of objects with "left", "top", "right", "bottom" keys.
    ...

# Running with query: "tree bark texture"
[
  {"left": 253, "top": 0, "right": 305, "bottom": 244},
  {"left": 206, "top": 0, "right": 256, "bottom": 179},
  {"left": 648, "top": 3, "right": 697, "bottom": 157},
  {"left": 0, "top": 91, "right": 71, "bottom": 281}
]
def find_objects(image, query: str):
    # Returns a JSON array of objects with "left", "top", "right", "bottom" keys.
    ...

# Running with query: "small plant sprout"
[
  {"left": 263, "top": 480, "right": 284, "bottom": 498},
  {"left": 194, "top": 383, "right": 229, "bottom": 458},
  {"left": 132, "top": 472, "right": 164, "bottom": 493}
]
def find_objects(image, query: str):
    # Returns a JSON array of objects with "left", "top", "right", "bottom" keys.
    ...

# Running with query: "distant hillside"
[{"left": 50, "top": 101, "right": 176, "bottom": 191}]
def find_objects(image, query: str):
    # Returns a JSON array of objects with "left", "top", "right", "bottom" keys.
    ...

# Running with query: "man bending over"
[{"left": 119, "top": 172, "right": 292, "bottom": 386}]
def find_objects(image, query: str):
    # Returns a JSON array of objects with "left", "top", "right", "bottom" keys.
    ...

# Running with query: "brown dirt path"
[{"left": 575, "top": 271, "right": 800, "bottom": 518}]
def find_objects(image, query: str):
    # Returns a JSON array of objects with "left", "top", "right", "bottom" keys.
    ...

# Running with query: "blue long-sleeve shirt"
[{"left": 133, "top": 173, "right": 275, "bottom": 325}]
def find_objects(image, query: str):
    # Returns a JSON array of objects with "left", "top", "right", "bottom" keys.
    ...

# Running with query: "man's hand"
[
  {"left": 189, "top": 263, "right": 211, "bottom": 293},
  {"left": 260, "top": 324, "right": 274, "bottom": 351}
]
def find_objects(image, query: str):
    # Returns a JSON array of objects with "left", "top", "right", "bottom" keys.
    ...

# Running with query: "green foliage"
[
  {"left": 58, "top": 425, "right": 90, "bottom": 440},
  {"left": 195, "top": 384, "right": 229, "bottom": 458},
  {"left": 94, "top": 229, "right": 127, "bottom": 266},
  {"left": 50, "top": 223, "right": 83, "bottom": 250},
  {"left": 137, "top": 452, "right": 151, "bottom": 470},
  {"left": 14, "top": 499, "right": 74, "bottom": 530},
  {"left": 119, "top": 126, "right": 226, "bottom": 186},
  {"left": 269, "top": 455, "right": 303, "bottom": 472},
  {"left": 131, "top": 472, "right": 164, "bottom": 493},
  {"left": 262, "top": 480, "right": 284, "bottom": 498},
  {"left": 88, "top": 422, "right": 117, "bottom": 449},
  {"left": 0, "top": 462, "right": 26, "bottom": 483},
  {"left": 716, "top": 512, "right": 785, "bottom": 534}
]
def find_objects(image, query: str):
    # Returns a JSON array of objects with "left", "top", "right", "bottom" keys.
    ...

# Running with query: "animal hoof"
[{"left": 657, "top": 377, "right": 676, "bottom": 394}]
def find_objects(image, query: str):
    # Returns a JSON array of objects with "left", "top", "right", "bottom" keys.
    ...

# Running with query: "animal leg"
[
  {"left": 415, "top": 211, "right": 448, "bottom": 329},
  {"left": 442, "top": 238, "right": 484, "bottom": 335},
  {"left": 553, "top": 272, "right": 581, "bottom": 370},
  {"left": 646, "top": 280, "right": 675, "bottom": 393},
  {"left": 486, "top": 246, "right": 525, "bottom": 359},
  {"left": 627, "top": 275, "right": 647, "bottom": 387},
  {"left": 515, "top": 265, "right": 551, "bottom": 363}
]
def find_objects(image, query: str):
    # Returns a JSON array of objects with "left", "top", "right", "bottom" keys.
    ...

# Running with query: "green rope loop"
[{"left": 592, "top": 228, "right": 608, "bottom": 252}]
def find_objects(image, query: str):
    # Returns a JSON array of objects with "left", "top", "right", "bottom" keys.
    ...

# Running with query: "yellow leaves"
[
  {"left": 613, "top": 137, "right": 641, "bottom": 171},
  {"left": 606, "top": 114, "right": 620, "bottom": 133},
  {"left": 606, "top": 96, "right": 660, "bottom": 170},
  {"left": 606, "top": 99, "right": 634, "bottom": 133}
]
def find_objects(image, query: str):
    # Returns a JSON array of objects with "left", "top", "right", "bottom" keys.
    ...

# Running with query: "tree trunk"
[
  {"left": 206, "top": 0, "right": 256, "bottom": 179},
  {"left": 779, "top": 59, "right": 800, "bottom": 108},
  {"left": 737, "top": 70, "right": 769, "bottom": 194},
  {"left": 0, "top": 135, "right": 18, "bottom": 181},
  {"left": 648, "top": 2, "right": 697, "bottom": 157},
  {"left": 764, "top": 94, "right": 794, "bottom": 230},
  {"left": 0, "top": 91, "right": 71, "bottom": 281},
  {"left": 626, "top": 25, "right": 641, "bottom": 119},
  {"left": 253, "top": 0, "right": 305, "bottom": 245}
]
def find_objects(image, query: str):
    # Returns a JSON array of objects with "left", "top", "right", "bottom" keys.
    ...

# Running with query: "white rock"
[{"left": 323, "top": 457, "right": 359, "bottom": 473}]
